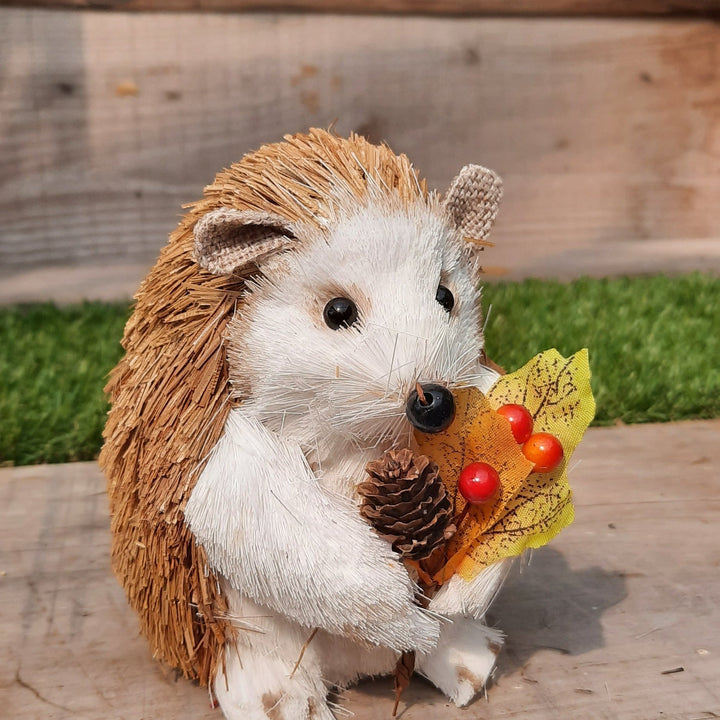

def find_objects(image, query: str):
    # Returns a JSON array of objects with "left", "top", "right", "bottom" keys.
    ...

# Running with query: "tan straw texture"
[{"left": 100, "top": 129, "right": 428, "bottom": 685}]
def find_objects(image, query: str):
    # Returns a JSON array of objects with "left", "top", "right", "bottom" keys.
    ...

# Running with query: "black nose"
[{"left": 406, "top": 383, "right": 456, "bottom": 434}]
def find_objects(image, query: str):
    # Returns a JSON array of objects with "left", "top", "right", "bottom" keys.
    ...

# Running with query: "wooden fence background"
[
  {"left": 1, "top": 7, "right": 719, "bottom": 292},
  {"left": 6, "top": 1, "right": 720, "bottom": 15}
]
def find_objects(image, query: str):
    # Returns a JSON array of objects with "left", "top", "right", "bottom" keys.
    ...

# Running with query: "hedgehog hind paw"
[
  {"left": 416, "top": 617, "right": 503, "bottom": 707},
  {"left": 215, "top": 642, "right": 335, "bottom": 720}
]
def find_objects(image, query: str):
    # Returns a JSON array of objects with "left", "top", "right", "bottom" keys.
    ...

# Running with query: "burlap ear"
[
  {"left": 443, "top": 165, "right": 503, "bottom": 243},
  {"left": 194, "top": 208, "right": 296, "bottom": 275}
]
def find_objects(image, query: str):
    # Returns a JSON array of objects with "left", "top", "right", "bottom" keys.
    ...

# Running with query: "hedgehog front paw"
[
  {"left": 416, "top": 617, "right": 503, "bottom": 707},
  {"left": 357, "top": 603, "right": 440, "bottom": 654}
]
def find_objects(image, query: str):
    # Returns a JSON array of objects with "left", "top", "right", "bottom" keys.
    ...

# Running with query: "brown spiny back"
[{"left": 100, "top": 129, "right": 428, "bottom": 684}]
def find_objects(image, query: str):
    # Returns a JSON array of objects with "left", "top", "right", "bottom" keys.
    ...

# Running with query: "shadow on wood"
[
  {"left": 1, "top": 421, "right": 719, "bottom": 719},
  {"left": 491, "top": 547, "right": 628, "bottom": 675}
]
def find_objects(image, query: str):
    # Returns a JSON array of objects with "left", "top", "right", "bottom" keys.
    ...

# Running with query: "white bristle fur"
[{"left": 185, "top": 168, "right": 507, "bottom": 720}]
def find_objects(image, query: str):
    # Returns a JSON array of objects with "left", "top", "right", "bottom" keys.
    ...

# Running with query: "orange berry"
[{"left": 522, "top": 432, "right": 564, "bottom": 473}]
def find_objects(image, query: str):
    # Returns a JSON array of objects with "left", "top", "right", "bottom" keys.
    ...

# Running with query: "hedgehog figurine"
[{"left": 101, "top": 128, "right": 508, "bottom": 720}]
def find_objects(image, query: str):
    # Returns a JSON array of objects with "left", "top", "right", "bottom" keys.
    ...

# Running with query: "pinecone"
[{"left": 358, "top": 449, "right": 456, "bottom": 562}]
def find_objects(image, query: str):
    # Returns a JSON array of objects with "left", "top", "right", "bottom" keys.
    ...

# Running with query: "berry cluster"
[{"left": 457, "top": 404, "right": 564, "bottom": 506}]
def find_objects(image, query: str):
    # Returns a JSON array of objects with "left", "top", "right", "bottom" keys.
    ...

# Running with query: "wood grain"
[
  {"left": 2, "top": 421, "right": 719, "bottom": 718},
  {"left": 3, "top": 0, "right": 720, "bottom": 16},
  {"left": 0, "top": 10, "right": 719, "bottom": 286}
]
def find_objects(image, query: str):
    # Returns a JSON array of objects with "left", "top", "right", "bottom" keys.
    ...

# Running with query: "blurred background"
[
  {"left": 2, "top": 6, "right": 720, "bottom": 718},
  {"left": 1, "top": 1, "right": 719, "bottom": 303}
]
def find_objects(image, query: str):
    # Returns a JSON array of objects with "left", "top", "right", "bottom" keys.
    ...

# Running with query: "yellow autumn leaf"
[
  {"left": 412, "top": 387, "right": 534, "bottom": 583},
  {"left": 414, "top": 348, "right": 595, "bottom": 583},
  {"left": 487, "top": 348, "right": 596, "bottom": 464}
]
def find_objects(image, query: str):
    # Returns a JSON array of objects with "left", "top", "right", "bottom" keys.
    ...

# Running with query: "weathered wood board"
[
  {"left": 1, "top": 420, "right": 719, "bottom": 719},
  {"left": 0, "top": 9, "right": 719, "bottom": 292},
  {"left": 5, "top": 0, "right": 720, "bottom": 16}
]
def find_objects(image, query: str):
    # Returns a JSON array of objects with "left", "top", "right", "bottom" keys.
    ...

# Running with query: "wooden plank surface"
[
  {"left": 0, "top": 10, "right": 718, "bottom": 291},
  {"left": 1, "top": 420, "right": 720, "bottom": 719},
  {"left": 4, "top": 0, "right": 720, "bottom": 17}
]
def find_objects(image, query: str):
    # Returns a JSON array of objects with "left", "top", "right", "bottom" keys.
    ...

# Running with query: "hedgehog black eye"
[
  {"left": 436, "top": 285, "right": 454, "bottom": 313},
  {"left": 323, "top": 297, "right": 358, "bottom": 330}
]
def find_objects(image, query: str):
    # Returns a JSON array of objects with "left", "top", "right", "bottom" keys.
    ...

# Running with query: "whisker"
[
  {"left": 385, "top": 332, "right": 400, "bottom": 395},
  {"left": 483, "top": 303, "right": 493, "bottom": 333}
]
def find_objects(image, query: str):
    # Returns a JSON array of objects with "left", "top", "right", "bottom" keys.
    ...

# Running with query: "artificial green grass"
[
  {"left": 482, "top": 273, "right": 720, "bottom": 426},
  {"left": 0, "top": 273, "right": 718, "bottom": 466},
  {"left": 0, "top": 302, "right": 129, "bottom": 466}
]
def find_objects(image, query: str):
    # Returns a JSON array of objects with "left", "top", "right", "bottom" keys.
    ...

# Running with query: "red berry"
[
  {"left": 522, "top": 432, "right": 564, "bottom": 473},
  {"left": 458, "top": 462, "right": 501, "bottom": 504},
  {"left": 496, "top": 403, "right": 534, "bottom": 444}
]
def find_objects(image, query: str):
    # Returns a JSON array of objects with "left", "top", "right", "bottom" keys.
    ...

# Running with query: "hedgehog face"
[
  {"left": 192, "top": 153, "right": 503, "bottom": 450},
  {"left": 226, "top": 198, "right": 494, "bottom": 448}
]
